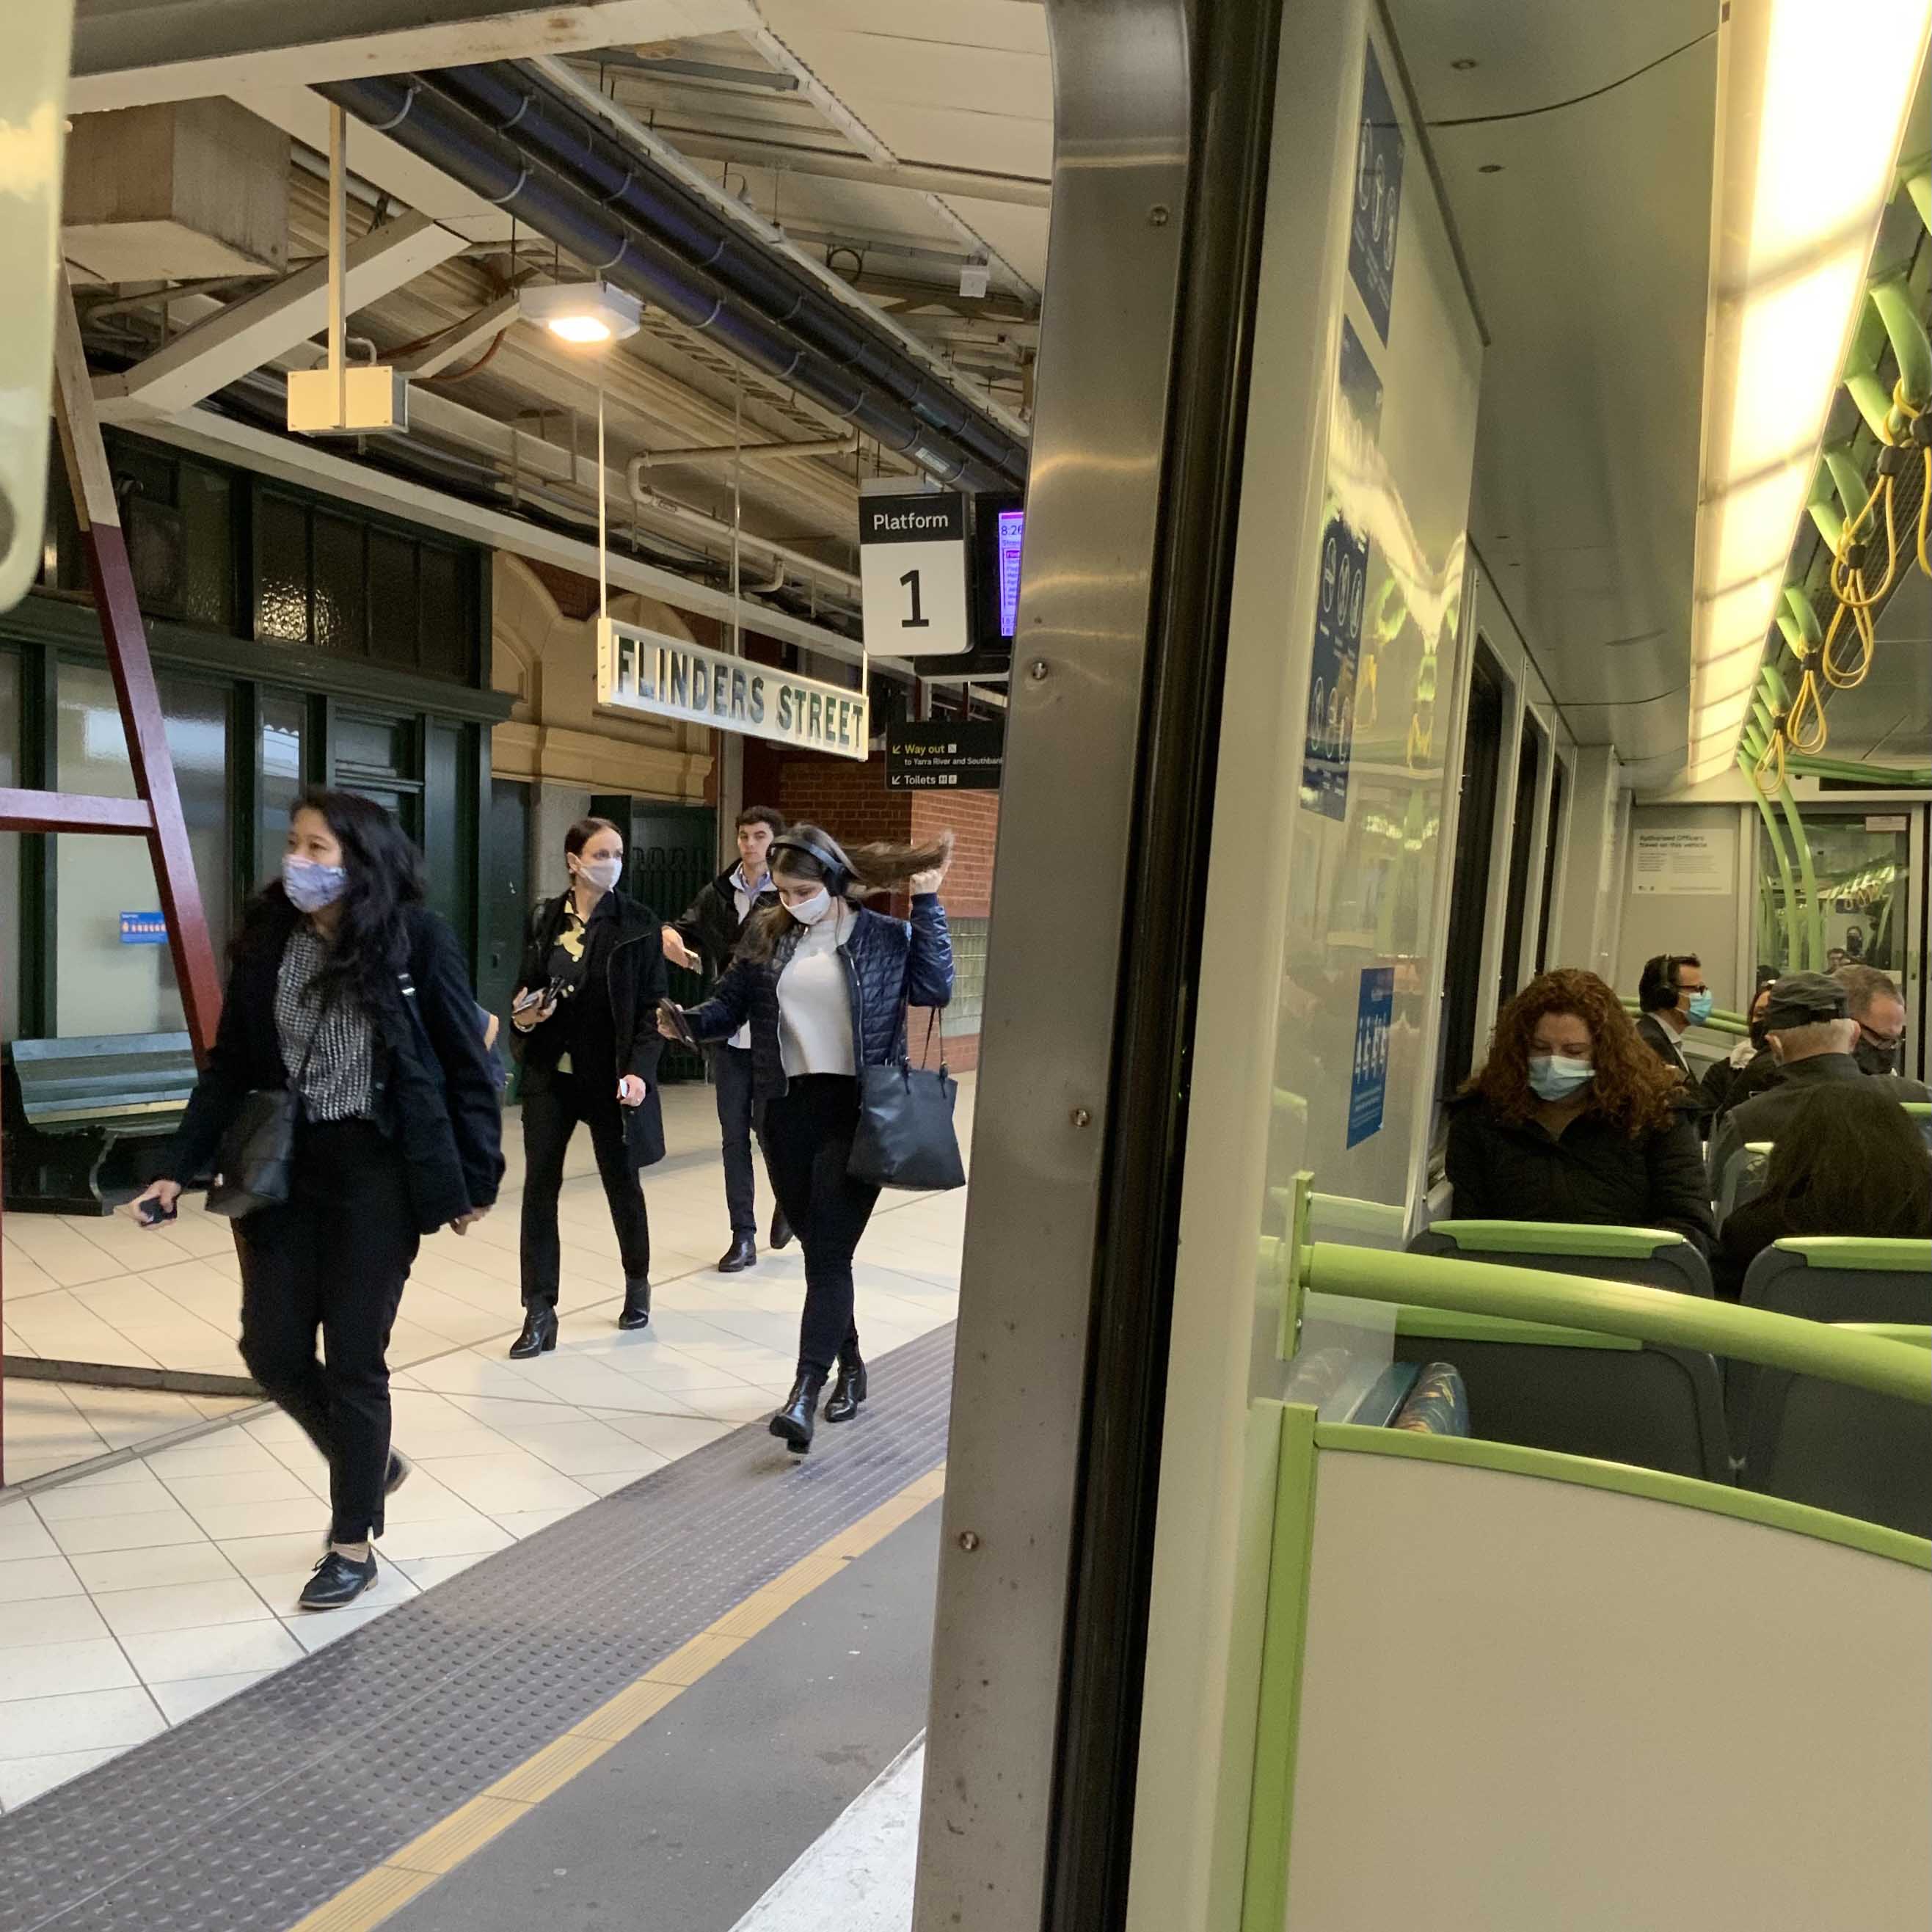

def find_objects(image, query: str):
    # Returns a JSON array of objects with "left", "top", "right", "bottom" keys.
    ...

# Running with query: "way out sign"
[{"left": 859, "top": 487, "right": 970, "bottom": 657}]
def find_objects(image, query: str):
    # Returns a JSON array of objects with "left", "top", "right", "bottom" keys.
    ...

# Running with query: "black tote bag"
[
  {"left": 847, "top": 1011, "right": 965, "bottom": 1193},
  {"left": 205, "top": 985, "right": 336, "bottom": 1219}
]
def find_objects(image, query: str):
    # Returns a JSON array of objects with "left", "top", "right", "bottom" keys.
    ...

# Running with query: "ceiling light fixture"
[
  {"left": 1683, "top": 0, "right": 1932, "bottom": 785},
  {"left": 518, "top": 281, "right": 643, "bottom": 347}
]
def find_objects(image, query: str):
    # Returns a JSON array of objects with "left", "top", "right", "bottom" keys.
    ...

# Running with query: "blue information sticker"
[
  {"left": 1348, "top": 41, "right": 1404, "bottom": 344},
  {"left": 1347, "top": 966, "right": 1395, "bottom": 1148},
  {"left": 120, "top": 911, "right": 167, "bottom": 944}
]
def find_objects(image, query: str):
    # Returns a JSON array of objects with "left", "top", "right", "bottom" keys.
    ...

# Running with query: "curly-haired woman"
[{"left": 1446, "top": 968, "right": 1714, "bottom": 1255}]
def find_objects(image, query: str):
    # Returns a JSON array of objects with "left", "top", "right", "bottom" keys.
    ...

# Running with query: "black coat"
[
  {"left": 1713, "top": 1184, "right": 1932, "bottom": 1301},
  {"left": 1707, "top": 1053, "right": 1932, "bottom": 1197},
  {"left": 1445, "top": 1091, "right": 1715, "bottom": 1255},
  {"left": 685, "top": 896, "right": 953, "bottom": 1103},
  {"left": 167, "top": 893, "right": 504, "bottom": 1233},
  {"left": 513, "top": 889, "right": 668, "bottom": 1167},
  {"left": 671, "top": 868, "right": 778, "bottom": 974}
]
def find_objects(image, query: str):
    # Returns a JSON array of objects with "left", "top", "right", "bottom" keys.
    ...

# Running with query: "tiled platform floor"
[{"left": 0, "top": 1080, "right": 969, "bottom": 1811}]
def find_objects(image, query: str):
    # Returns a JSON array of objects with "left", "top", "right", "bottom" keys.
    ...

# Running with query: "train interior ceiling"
[{"left": 0, "top": 2, "right": 1929, "bottom": 1932}]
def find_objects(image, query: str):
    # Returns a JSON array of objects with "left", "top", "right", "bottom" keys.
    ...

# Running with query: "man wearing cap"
[{"left": 1707, "top": 972, "right": 1931, "bottom": 1195}]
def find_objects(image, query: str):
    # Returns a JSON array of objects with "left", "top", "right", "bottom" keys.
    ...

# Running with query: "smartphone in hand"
[{"left": 657, "top": 998, "right": 698, "bottom": 1049}]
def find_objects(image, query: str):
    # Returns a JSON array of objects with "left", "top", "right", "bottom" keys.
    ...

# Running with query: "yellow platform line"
[{"left": 285, "top": 1462, "right": 946, "bottom": 1932}]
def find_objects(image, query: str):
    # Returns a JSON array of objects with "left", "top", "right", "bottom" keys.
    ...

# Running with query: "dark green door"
[
  {"left": 594, "top": 796, "right": 714, "bottom": 1084},
  {"left": 481, "top": 779, "right": 531, "bottom": 1027}
]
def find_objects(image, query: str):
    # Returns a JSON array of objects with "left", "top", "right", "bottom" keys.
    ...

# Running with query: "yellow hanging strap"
[
  {"left": 1902, "top": 382, "right": 1932, "bottom": 578},
  {"left": 1752, "top": 715, "right": 1787, "bottom": 796},
  {"left": 1829, "top": 437, "right": 1901, "bottom": 613},
  {"left": 1820, "top": 590, "right": 1876, "bottom": 689}
]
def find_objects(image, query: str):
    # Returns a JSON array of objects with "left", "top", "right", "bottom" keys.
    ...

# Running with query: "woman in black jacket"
[
  {"left": 1713, "top": 1082, "right": 1932, "bottom": 1299},
  {"left": 1447, "top": 968, "right": 1714, "bottom": 1257},
  {"left": 660, "top": 823, "right": 954, "bottom": 1453},
  {"left": 506, "top": 816, "right": 668, "bottom": 1359},
  {"left": 131, "top": 790, "right": 503, "bottom": 1611}
]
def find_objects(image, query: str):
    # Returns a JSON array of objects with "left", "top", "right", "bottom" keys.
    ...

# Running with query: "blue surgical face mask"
[
  {"left": 282, "top": 856, "right": 349, "bottom": 913},
  {"left": 1685, "top": 988, "right": 1714, "bottom": 1025},
  {"left": 1528, "top": 1053, "right": 1594, "bottom": 1101}
]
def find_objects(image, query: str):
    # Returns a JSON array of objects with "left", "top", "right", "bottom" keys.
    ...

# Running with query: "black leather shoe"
[
  {"left": 716, "top": 1236, "right": 758, "bottom": 1274},
  {"left": 508, "top": 1305, "right": 558, "bottom": 1358},
  {"left": 768, "top": 1371, "right": 826, "bottom": 1454},
  {"left": 825, "top": 1356, "right": 868, "bottom": 1424},
  {"left": 384, "top": 1451, "right": 411, "bottom": 1496},
  {"left": 618, "top": 1277, "right": 652, "bottom": 1330},
  {"left": 770, "top": 1206, "right": 794, "bottom": 1252},
  {"left": 297, "top": 1550, "right": 378, "bottom": 1611}
]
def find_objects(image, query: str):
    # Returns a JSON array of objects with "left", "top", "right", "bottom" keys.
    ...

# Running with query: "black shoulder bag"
[
  {"left": 847, "top": 1007, "right": 966, "bottom": 1194},
  {"left": 205, "top": 983, "right": 339, "bottom": 1220}
]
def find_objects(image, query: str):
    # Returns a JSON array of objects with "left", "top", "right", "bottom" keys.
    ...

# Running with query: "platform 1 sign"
[
  {"left": 596, "top": 617, "right": 869, "bottom": 762},
  {"left": 859, "top": 488, "right": 971, "bottom": 657},
  {"left": 886, "top": 720, "right": 1005, "bottom": 790}
]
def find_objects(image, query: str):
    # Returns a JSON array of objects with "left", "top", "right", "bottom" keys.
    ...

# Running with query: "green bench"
[{"left": 2, "top": 1032, "right": 197, "bottom": 1214}]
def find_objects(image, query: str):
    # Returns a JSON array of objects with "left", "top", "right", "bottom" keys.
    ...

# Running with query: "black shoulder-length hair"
[{"left": 240, "top": 788, "right": 425, "bottom": 1005}]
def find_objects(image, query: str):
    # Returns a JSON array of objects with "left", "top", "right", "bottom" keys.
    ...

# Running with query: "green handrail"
[
  {"left": 1776, "top": 783, "right": 1824, "bottom": 971},
  {"left": 1302, "top": 1242, "right": 1932, "bottom": 1407},
  {"left": 1738, "top": 751, "right": 1804, "bottom": 971}
]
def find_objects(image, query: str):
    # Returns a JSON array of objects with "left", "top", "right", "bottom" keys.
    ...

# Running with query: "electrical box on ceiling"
[
  {"left": 286, "top": 366, "right": 411, "bottom": 438},
  {"left": 62, "top": 100, "right": 288, "bottom": 285}
]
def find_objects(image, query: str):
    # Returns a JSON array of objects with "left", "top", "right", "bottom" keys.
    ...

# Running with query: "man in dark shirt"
[{"left": 1709, "top": 972, "right": 1932, "bottom": 1194}]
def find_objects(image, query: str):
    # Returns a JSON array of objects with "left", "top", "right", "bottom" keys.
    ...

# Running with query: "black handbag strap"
[
  {"left": 287, "top": 974, "right": 343, "bottom": 1090},
  {"left": 909, "top": 1005, "right": 944, "bottom": 1072}
]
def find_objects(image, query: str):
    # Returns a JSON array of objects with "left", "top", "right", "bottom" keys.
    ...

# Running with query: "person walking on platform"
[
  {"left": 661, "top": 806, "right": 792, "bottom": 1272},
  {"left": 506, "top": 817, "right": 668, "bottom": 1359},
  {"left": 1446, "top": 968, "right": 1713, "bottom": 1256},
  {"left": 659, "top": 824, "right": 955, "bottom": 1453},
  {"left": 132, "top": 791, "right": 503, "bottom": 1611}
]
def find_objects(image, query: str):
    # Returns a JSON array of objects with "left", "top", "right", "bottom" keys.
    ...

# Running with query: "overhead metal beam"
[
  {"left": 398, "top": 294, "right": 520, "bottom": 377},
  {"left": 68, "top": 0, "right": 761, "bottom": 113},
  {"left": 613, "top": 121, "right": 1053, "bottom": 211},
  {"left": 111, "top": 401, "right": 889, "bottom": 668},
  {"left": 94, "top": 211, "right": 467, "bottom": 418}
]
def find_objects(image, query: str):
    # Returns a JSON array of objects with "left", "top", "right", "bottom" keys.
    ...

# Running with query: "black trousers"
[
  {"left": 237, "top": 1119, "right": 420, "bottom": 1545},
  {"left": 715, "top": 1044, "right": 765, "bottom": 1238},
  {"left": 760, "top": 1074, "right": 879, "bottom": 1377},
  {"left": 520, "top": 1071, "right": 652, "bottom": 1307}
]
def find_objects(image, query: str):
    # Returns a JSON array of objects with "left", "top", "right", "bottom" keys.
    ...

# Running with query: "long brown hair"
[
  {"left": 737, "top": 822, "right": 952, "bottom": 963},
  {"left": 1757, "top": 1083, "right": 1932, "bottom": 1233},
  {"left": 1468, "top": 968, "right": 1678, "bottom": 1137}
]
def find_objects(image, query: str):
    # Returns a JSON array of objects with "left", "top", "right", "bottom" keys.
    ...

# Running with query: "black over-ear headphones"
[{"left": 769, "top": 829, "right": 854, "bottom": 896}]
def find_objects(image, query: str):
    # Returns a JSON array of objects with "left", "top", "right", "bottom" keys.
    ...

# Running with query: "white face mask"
[
  {"left": 787, "top": 889, "right": 833, "bottom": 927},
  {"left": 574, "top": 854, "right": 622, "bottom": 893}
]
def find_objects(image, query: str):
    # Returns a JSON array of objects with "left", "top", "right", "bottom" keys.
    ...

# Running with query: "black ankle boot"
[
  {"left": 716, "top": 1235, "right": 758, "bottom": 1274},
  {"left": 769, "top": 1371, "right": 826, "bottom": 1454},
  {"left": 618, "top": 1277, "right": 652, "bottom": 1330},
  {"left": 824, "top": 1355, "right": 868, "bottom": 1424},
  {"left": 508, "top": 1305, "right": 558, "bottom": 1359},
  {"left": 770, "top": 1205, "right": 794, "bottom": 1252}
]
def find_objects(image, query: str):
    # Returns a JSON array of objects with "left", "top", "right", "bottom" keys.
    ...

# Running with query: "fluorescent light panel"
[{"left": 1684, "top": 0, "right": 1932, "bottom": 784}]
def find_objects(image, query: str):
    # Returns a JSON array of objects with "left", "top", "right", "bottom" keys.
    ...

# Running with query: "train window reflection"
[{"left": 1437, "top": 644, "right": 1505, "bottom": 1096}]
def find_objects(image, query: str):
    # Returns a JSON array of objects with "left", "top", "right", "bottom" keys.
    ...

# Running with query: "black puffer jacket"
[
  {"left": 1445, "top": 1090, "right": 1715, "bottom": 1255},
  {"left": 685, "top": 895, "right": 953, "bottom": 1101},
  {"left": 167, "top": 892, "right": 503, "bottom": 1233}
]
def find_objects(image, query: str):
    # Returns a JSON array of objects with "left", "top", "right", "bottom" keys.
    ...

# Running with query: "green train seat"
[{"left": 1408, "top": 1220, "right": 1714, "bottom": 1297}]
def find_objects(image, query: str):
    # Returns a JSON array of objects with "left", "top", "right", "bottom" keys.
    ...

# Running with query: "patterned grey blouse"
[{"left": 275, "top": 925, "right": 376, "bottom": 1121}]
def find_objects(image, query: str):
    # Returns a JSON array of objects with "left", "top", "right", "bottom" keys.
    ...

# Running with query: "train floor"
[{"left": 0, "top": 1082, "right": 969, "bottom": 1929}]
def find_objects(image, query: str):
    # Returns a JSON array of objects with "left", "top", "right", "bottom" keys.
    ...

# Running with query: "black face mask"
[
  {"left": 1749, "top": 1021, "right": 1769, "bottom": 1051},
  {"left": 1854, "top": 1035, "right": 1900, "bottom": 1076}
]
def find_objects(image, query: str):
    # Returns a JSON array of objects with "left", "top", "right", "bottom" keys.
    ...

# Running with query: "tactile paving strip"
[{"left": 0, "top": 1324, "right": 955, "bottom": 1932}]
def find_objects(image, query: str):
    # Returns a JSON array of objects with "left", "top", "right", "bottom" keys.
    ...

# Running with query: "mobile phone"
[
  {"left": 137, "top": 1195, "right": 177, "bottom": 1226},
  {"left": 657, "top": 998, "right": 697, "bottom": 1049},
  {"left": 512, "top": 986, "right": 550, "bottom": 1014}
]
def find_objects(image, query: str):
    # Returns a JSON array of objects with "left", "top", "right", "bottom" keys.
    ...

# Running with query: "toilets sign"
[{"left": 596, "top": 618, "right": 870, "bottom": 761}]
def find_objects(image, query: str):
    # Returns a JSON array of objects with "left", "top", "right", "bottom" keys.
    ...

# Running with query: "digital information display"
[{"left": 996, "top": 506, "right": 1025, "bottom": 638}]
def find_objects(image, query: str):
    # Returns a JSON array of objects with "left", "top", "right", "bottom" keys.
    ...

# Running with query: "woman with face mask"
[
  {"left": 658, "top": 823, "right": 954, "bottom": 1451},
  {"left": 131, "top": 791, "right": 503, "bottom": 1610},
  {"left": 506, "top": 817, "right": 669, "bottom": 1358},
  {"left": 1446, "top": 968, "right": 1714, "bottom": 1258}
]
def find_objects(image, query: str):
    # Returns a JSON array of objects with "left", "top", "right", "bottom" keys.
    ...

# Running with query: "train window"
[
  {"left": 1437, "top": 644, "right": 1506, "bottom": 1096},
  {"left": 1496, "top": 719, "right": 1544, "bottom": 1007},
  {"left": 1534, "top": 754, "right": 1567, "bottom": 974}
]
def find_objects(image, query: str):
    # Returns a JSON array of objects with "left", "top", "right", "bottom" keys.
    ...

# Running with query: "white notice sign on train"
[
  {"left": 595, "top": 617, "right": 869, "bottom": 762},
  {"left": 1630, "top": 825, "right": 1735, "bottom": 894}
]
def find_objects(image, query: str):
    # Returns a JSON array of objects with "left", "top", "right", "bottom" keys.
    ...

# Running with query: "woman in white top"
[{"left": 662, "top": 825, "right": 954, "bottom": 1451}]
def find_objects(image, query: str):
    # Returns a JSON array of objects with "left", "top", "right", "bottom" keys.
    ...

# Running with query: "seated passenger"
[
  {"left": 1447, "top": 968, "right": 1714, "bottom": 1257},
  {"left": 1699, "top": 983, "right": 1773, "bottom": 1118},
  {"left": 1707, "top": 972, "right": 1931, "bottom": 1191},
  {"left": 1837, "top": 963, "right": 1912, "bottom": 1079},
  {"left": 1634, "top": 951, "right": 1711, "bottom": 1084},
  {"left": 1713, "top": 1083, "right": 1932, "bottom": 1300}
]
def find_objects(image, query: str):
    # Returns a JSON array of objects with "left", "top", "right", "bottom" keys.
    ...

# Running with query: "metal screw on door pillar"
[
  {"left": 1148, "top": 204, "right": 1171, "bottom": 227},
  {"left": 958, "top": 1530, "right": 981, "bottom": 1552},
  {"left": 1028, "top": 659, "right": 1049, "bottom": 682},
  {"left": 1070, "top": 1107, "right": 1092, "bottom": 1128}
]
